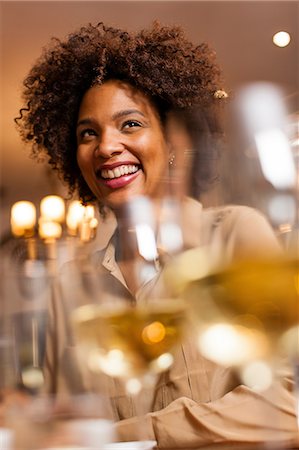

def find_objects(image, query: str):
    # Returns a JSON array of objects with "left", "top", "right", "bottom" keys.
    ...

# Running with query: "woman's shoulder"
[
  {"left": 202, "top": 204, "right": 267, "bottom": 230},
  {"left": 181, "top": 198, "right": 270, "bottom": 249},
  {"left": 202, "top": 204, "right": 281, "bottom": 259}
]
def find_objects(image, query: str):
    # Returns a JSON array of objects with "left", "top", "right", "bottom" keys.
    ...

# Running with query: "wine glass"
[
  {"left": 4, "top": 393, "right": 115, "bottom": 450},
  {"left": 0, "top": 236, "right": 118, "bottom": 449},
  {"left": 1, "top": 248, "right": 53, "bottom": 395},
  {"left": 160, "top": 83, "right": 299, "bottom": 447},
  {"left": 57, "top": 198, "right": 189, "bottom": 440},
  {"left": 218, "top": 83, "right": 299, "bottom": 380}
]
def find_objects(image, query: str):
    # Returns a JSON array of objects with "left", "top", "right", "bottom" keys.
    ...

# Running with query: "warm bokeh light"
[
  {"left": 197, "top": 323, "right": 268, "bottom": 367},
  {"left": 240, "top": 360, "right": 273, "bottom": 391},
  {"left": 66, "top": 200, "right": 86, "bottom": 234},
  {"left": 254, "top": 128, "right": 296, "bottom": 190},
  {"left": 126, "top": 377, "right": 142, "bottom": 395},
  {"left": 88, "top": 349, "right": 129, "bottom": 377},
  {"left": 273, "top": 31, "right": 291, "bottom": 47},
  {"left": 135, "top": 223, "right": 158, "bottom": 261},
  {"left": 279, "top": 326, "right": 299, "bottom": 359},
  {"left": 38, "top": 219, "right": 62, "bottom": 240},
  {"left": 127, "top": 196, "right": 158, "bottom": 261},
  {"left": 21, "top": 367, "right": 44, "bottom": 390},
  {"left": 154, "top": 353, "right": 173, "bottom": 371},
  {"left": 142, "top": 321, "right": 166, "bottom": 344},
  {"left": 84, "top": 204, "right": 95, "bottom": 219},
  {"left": 40, "top": 195, "right": 65, "bottom": 222},
  {"left": 11, "top": 201, "right": 36, "bottom": 236}
]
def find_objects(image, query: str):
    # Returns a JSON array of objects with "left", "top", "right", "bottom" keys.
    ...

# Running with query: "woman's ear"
[{"left": 165, "top": 113, "right": 192, "bottom": 165}]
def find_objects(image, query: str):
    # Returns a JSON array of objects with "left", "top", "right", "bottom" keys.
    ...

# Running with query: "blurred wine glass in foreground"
[
  {"left": 5, "top": 393, "right": 114, "bottom": 450},
  {"left": 1, "top": 255, "right": 52, "bottom": 394},
  {"left": 59, "top": 196, "right": 189, "bottom": 422},
  {"left": 161, "top": 84, "right": 299, "bottom": 444}
]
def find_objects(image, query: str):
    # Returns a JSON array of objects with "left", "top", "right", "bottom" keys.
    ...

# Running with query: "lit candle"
[
  {"left": 38, "top": 218, "right": 62, "bottom": 240},
  {"left": 38, "top": 218, "right": 62, "bottom": 262},
  {"left": 90, "top": 217, "right": 98, "bottom": 231},
  {"left": 40, "top": 195, "right": 65, "bottom": 223},
  {"left": 11, "top": 201, "right": 36, "bottom": 237},
  {"left": 66, "top": 200, "right": 85, "bottom": 235},
  {"left": 79, "top": 205, "right": 98, "bottom": 242},
  {"left": 85, "top": 204, "right": 95, "bottom": 219}
]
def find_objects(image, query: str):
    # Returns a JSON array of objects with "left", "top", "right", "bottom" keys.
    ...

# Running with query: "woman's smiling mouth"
[
  {"left": 96, "top": 163, "right": 141, "bottom": 189},
  {"left": 100, "top": 164, "right": 139, "bottom": 180}
]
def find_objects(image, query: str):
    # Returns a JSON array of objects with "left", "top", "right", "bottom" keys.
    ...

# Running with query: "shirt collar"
[{"left": 96, "top": 197, "right": 203, "bottom": 276}]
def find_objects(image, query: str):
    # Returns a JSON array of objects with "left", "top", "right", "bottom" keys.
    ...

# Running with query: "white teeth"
[
  {"left": 114, "top": 168, "right": 121, "bottom": 178},
  {"left": 101, "top": 165, "right": 139, "bottom": 179}
]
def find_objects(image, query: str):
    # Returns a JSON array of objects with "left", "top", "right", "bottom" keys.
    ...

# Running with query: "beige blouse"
[{"left": 43, "top": 200, "right": 298, "bottom": 449}]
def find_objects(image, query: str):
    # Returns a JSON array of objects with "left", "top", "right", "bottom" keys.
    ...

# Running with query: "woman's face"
[{"left": 76, "top": 79, "right": 169, "bottom": 211}]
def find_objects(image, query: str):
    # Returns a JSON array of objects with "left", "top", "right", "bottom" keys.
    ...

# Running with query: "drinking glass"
[
  {"left": 5, "top": 393, "right": 115, "bottom": 450},
  {"left": 1, "top": 250, "right": 53, "bottom": 395},
  {"left": 57, "top": 200, "right": 189, "bottom": 443},
  {"left": 161, "top": 83, "right": 299, "bottom": 447}
]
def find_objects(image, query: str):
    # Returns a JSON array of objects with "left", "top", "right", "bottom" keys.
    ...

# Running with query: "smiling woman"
[
  {"left": 13, "top": 20, "right": 298, "bottom": 450},
  {"left": 15, "top": 21, "right": 223, "bottom": 208},
  {"left": 76, "top": 80, "right": 169, "bottom": 210}
]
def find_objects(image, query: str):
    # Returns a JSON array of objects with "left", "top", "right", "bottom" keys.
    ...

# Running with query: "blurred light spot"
[
  {"left": 0, "top": 429, "right": 14, "bottom": 450},
  {"left": 278, "top": 223, "right": 293, "bottom": 234},
  {"left": 88, "top": 349, "right": 128, "bottom": 377},
  {"left": 40, "top": 195, "right": 65, "bottom": 222},
  {"left": 177, "top": 247, "right": 212, "bottom": 282},
  {"left": 236, "top": 83, "right": 288, "bottom": 138},
  {"left": 126, "top": 378, "right": 142, "bottom": 395},
  {"left": 73, "top": 304, "right": 96, "bottom": 323},
  {"left": 11, "top": 201, "right": 36, "bottom": 236},
  {"left": 198, "top": 323, "right": 265, "bottom": 366},
  {"left": 268, "top": 194, "right": 296, "bottom": 225},
  {"left": 273, "top": 31, "right": 291, "bottom": 47},
  {"left": 135, "top": 224, "right": 158, "bottom": 261},
  {"left": 155, "top": 353, "right": 173, "bottom": 370},
  {"left": 159, "top": 222, "right": 183, "bottom": 253},
  {"left": 159, "top": 197, "right": 183, "bottom": 254},
  {"left": 140, "top": 263, "right": 159, "bottom": 284},
  {"left": 241, "top": 360, "right": 273, "bottom": 391},
  {"left": 142, "top": 321, "right": 166, "bottom": 344},
  {"left": 127, "top": 196, "right": 158, "bottom": 261},
  {"left": 39, "top": 219, "right": 62, "bottom": 239},
  {"left": 279, "top": 326, "right": 299, "bottom": 359},
  {"left": 21, "top": 366, "right": 44, "bottom": 390},
  {"left": 66, "top": 200, "right": 85, "bottom": 233},
  {"left": 255, "top": 128, "right": 296, "bottom": 189}
]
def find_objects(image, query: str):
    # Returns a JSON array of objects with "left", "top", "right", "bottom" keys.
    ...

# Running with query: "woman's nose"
[{"left": 95, "top": 129, "right": 123, "bottom": 158}]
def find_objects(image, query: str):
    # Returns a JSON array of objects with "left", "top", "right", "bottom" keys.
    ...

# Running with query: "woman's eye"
[
  {"left": 122, "top": 120, "right": 142, "bottom": 130},
  {"left": 80, "top": 129, "right": 97, "bottom": 139}
]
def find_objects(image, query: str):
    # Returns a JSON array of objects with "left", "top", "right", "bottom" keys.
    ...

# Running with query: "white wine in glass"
[
  {"left": 72, "top": 299, "right": 187, "bottom": 387},
  {"left": 59, "top": 197, "right": 189, "bottom": 401},
  {"left": 182, "top": 256, "right": 298, "bottom": 376}
]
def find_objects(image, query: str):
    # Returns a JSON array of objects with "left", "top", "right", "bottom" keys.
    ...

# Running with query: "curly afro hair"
[{"left": 16, "top": 21, "right": 225, "bottom": 204}]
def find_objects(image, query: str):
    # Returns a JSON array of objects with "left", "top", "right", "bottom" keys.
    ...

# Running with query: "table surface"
[{"left": 166, "top": 444, "right": 299, "bottom": 450}]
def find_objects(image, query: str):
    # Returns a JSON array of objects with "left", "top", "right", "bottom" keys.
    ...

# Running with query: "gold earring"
[{"left": 169, "top": 153, "right": 175, "bottom": 166}]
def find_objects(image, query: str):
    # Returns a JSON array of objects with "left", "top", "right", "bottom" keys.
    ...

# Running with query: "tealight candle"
[
  {"left": 79, "top": 205, "right": 98, "bottom": 242},
  {"left": 11, "top": 201, "right": 36, "bottom": 237},
  {"left": 40, "top": 195, "right": 65, "bottom": 223},
  {"left": 38, "top": 218, "right": 62, "bottom": 240},
  {"left": 66, "top": 200, "right": 86, "bottom": 235},
  {"left": 85, "top": 204, "right": 95, "bottom": 219}
]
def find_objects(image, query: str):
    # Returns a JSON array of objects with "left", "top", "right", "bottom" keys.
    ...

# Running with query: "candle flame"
[{"left": 11, "top": 201, "right": 36, "bottom": 237}]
